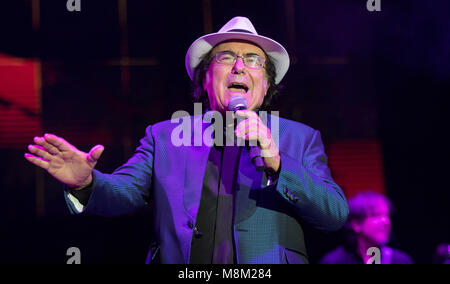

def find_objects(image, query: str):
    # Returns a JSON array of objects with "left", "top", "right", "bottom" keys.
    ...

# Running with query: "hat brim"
[{"left": 185, "top": 32, "right": 290, "bottom": 84}]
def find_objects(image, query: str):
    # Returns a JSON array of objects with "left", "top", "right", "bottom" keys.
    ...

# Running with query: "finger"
[
  {"left": 235, "top": 119, "right": 259, "bottom": 136},
  {"left": 44, "top": 133, "right": 73, "bottom": 152},
  {"left": 28, "top": 144, "right": 54, "bottom": 161},
  {"left": 234, "top": 111, "right": 258, "bottom": 125},
  {"left": 236, "top": 119, "right": 269, "bottom": 138},
  {"left": 24, "top": 153, "right": 49, "bottom": 170},
  {"left": 235, "top": 110, "right": 259, "bottom": 120},
  {"left": 34, "top": 136, "right": 60, "bottom": 155},
  {"left": 241, "top": 131, "right": 261, "bottom": 147},
  {"left": 243, "top": 130, "right": 271, "bottom": 148},
  {"left": 242, "top": 130, "right": 265, "bottom": 140},
  {"left": 236, "top": 124, "right": 258, "bottom": 138},
  {"left": 87, "top": 144, "right": 104, "bottom": 165}
]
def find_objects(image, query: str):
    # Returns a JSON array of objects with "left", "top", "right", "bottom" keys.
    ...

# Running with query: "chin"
[{"left": 375, "top": 236, "right": 390, "bottom": 246}]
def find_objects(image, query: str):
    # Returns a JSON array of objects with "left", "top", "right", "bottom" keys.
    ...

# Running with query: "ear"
[
  {"left": 264, "top": 78, "right": 270, "bottom": 97},
  {"left": 203, "top": 72, "right": 210, "bottom": 91}
]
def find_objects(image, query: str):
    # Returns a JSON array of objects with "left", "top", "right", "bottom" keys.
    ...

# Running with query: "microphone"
[{"left": 227, "top": 95, "right": 264, "bottom": 172}]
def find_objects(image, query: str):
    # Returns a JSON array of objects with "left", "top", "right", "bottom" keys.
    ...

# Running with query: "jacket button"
[
  {"left": 194, "top": 228, "right": 203, "bottom": 239},
  {"left": 283, "top": 187, "right": 292, "bottom": 198},
  {"left": 188, "top": 221, "right": 203, "bottom": 238}
]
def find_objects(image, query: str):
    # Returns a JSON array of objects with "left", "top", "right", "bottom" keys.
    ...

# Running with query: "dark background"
[{"left": 0, "top": 0, "right": 449, "bottom": 264}]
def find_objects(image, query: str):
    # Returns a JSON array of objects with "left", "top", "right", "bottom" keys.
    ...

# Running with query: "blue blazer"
[{"left": 66, "top": 115, "right": 348, "bottom": 264}]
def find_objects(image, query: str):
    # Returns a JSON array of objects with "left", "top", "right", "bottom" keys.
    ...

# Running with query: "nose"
[
  {"left": 380, "top": 215, "right": 391, "bottom": 227},
  {"left": 231, "top": 57, "right": 245, "bottom": 74}
]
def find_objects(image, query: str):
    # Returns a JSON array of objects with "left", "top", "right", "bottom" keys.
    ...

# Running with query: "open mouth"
[{"left": 227, "top": 82, "right": 249, "bottom": 93}]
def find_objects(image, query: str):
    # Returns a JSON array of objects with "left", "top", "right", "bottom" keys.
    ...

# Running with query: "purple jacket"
[{"left": 66, "top": 115, "right": 348, "bottom": 263}]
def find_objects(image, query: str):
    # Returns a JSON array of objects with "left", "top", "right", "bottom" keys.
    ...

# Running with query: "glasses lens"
[
  {"left": 216, "top": 52, "right": 235, "bottom": 64},
  {"left": 244, "top": 55, "right": 262, "bottom": 68},
  {"left": 214, "top": 52, "right": 264, "bottom": 68}
]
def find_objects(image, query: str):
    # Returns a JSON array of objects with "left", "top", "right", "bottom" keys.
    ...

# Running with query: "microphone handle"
[
  {"left": 248, "top": 144, "right": 264, "bottom": 172},
  {"left": 234, "top": 108, "right": 264, "bottom": 172}
]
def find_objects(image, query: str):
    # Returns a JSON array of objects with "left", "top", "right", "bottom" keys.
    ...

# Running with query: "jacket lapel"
[
  {"left": 181, "top": 113, "right": 277, "bottom": 223},
  {"left": 183, "top": 115, "right": 213, "bottom": 219}
]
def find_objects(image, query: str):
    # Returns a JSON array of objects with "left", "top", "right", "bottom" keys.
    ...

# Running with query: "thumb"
[{"left": 87, "top": 144, "right": 104, "bottom": 165}]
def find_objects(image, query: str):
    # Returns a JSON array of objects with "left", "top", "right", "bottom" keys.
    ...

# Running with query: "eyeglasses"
[{"left": 212, "top": 51, "right": 266, "bottom": 69}]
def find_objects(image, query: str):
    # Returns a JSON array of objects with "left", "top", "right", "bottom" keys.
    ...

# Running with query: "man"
[
  {"left": 25, "top": 16, "right": 348, "bottom": 264},
  {"left": 319, "top": 191, "right": 413, "bottom": 264}
]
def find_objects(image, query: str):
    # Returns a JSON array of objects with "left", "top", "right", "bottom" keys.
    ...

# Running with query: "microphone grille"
[{"left": 227, "top": 95, "right": 248, "bottom": 111}]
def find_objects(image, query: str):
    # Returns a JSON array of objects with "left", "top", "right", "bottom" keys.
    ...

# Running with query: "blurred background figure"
[
  {"left": 433, "top": 244, "right": 450, "bottom": 264},
  {"left": 319, "top": 191, "right": 413, "bottom": 264}
]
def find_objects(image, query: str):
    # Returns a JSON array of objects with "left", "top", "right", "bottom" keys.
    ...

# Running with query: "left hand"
[{"left": 234, "top": 110, "right": 281, "bottom": 173}]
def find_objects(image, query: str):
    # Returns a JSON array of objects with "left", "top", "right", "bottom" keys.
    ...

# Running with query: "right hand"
[{"left": 24, "top": 133, "right": 104, "bottom": 189}]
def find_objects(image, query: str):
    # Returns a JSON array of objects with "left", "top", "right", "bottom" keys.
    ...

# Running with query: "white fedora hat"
[{"left": 185, "top": 16, "right": 290, "bottom": 84}]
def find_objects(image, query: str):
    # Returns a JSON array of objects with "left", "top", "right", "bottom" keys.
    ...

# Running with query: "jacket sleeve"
[
  {"left": 65, "top": 125, "right": 155, "bottom": 217},
  {"left": 275, "top": 129, "right": 349, "bottom": 232}
]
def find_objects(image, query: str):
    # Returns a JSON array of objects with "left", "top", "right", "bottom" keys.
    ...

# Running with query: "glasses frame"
[{"left": 212, "top": 51, "right": 266, "bottom": 69}]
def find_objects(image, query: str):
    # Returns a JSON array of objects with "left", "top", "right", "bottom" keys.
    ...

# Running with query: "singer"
[{"left": 24, "top": 16, "right": 349, "bottom": 264}]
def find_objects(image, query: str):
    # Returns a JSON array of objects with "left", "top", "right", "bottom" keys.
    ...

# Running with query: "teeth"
[{"left": 228, "top": 83, "right": 248, "bottom": 92}]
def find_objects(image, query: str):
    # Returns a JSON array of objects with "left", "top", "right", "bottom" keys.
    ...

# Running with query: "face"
[
  {"left": 203, "top": 40, "right": 269, "bottom": 113},
  {"left": 352, "top": 199, "right": 392, "bottom": 246}
]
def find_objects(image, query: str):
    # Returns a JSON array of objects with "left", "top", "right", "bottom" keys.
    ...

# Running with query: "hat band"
[{"left": 227, "top": 29, "right": 255, "bottom": 34}]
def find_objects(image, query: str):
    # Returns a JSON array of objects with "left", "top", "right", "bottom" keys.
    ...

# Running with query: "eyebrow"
[
  {"left": 218, "top": 50, "right": 263, "bottom": 57},
  {"left": 245, "top": 52, "right": 262, "bottom": 57}
]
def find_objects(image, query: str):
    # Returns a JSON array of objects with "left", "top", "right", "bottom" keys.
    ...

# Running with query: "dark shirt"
[{"left": 189, "top": 145, "right": 242, "bottom": 264}]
